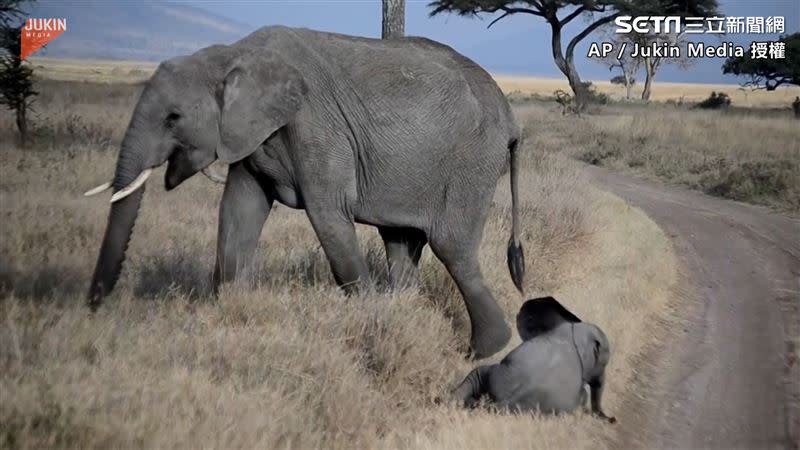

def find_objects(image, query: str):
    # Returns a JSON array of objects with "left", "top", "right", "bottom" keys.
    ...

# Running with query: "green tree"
[
  {"left": 0, "top": 0, "right": 28, "bottom": 27},
  {"left": 0, "top": 0, "right": 36, "bottom": 146},
  {"left": 429, "top": 0, "right": 718, "bottom": 111},
  {"left": 723, "top": 33, "right": 800, "bottom": 91}
]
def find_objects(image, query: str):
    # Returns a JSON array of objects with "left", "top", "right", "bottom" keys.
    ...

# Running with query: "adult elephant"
[{"left": 84, "top": 26, "right": 524, "bottom": 359}]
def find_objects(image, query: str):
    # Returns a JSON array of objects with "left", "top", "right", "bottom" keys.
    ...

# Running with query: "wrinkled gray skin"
[
  {"left": 87, "top": 26, "right": 525, "bottom": 359},
  {"left": 453, "top": 297, "right": 615, "bottom": 422}
]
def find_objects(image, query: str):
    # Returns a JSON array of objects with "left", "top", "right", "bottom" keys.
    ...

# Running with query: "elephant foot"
[
  {"left": 593, "top": 411, "right": 617, "bottom": 424},
  {"left": 470, "top": 321, "right": 511, "bottom": 359}
]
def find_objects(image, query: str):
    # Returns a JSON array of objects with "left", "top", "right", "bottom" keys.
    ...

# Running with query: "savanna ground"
[{"left": 0, "top": 62, "right": 797, "bottom": 448}]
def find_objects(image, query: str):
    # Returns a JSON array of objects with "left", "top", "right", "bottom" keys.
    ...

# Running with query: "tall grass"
[
  {"left": 1, "top": 80, "right": 677, "bottom": 449},
  {"left": 563, "top": 104, "right": 800, "bottom": 211}
]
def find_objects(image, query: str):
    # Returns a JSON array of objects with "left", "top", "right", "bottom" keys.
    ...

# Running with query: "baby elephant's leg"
[
  {"left": 590, "top": 376, "right": 616, "bottom": 423},
  {"left": 452, "top": 365, "right": 494, "bottom": 408}
]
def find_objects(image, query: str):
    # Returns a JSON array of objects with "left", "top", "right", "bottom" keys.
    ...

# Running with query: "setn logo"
[
  {"left": 615, "top": 16, "right": 682, "bottom": 34},
  {"left": 20, "top": 18, "right": 67, "bottom": 60}
]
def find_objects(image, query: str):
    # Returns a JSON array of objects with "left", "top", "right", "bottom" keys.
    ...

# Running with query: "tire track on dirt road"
[{"left": 586, "top": 166, "right": 799, "bottom": 450}]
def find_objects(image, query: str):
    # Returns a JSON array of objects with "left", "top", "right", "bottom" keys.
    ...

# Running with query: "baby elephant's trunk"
[
  {"left": 452, "top": 365, "right": 492, "bottom": 408},
  {"left": 506, "top": 137, "right": 525, "bottom": 293}
]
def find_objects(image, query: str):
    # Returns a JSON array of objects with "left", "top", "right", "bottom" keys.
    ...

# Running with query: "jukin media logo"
[{"left": 20, "top": 18, "right": 67, "bottom": 60}]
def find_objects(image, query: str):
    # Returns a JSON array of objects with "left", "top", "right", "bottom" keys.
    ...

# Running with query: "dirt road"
[{"left": 586, "top": 166, "right": 799, "bottom": 450}]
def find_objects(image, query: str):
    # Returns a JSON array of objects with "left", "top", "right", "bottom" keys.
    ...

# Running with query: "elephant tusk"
[
  {"left": 84, "top": 181, "right": 112, "bottom": 197},
  {"left": 201, "top": 167, "right": 226, "bottom": 184},
  {"left": 110, "top": 168, "right": 152, "bottom": 203}
]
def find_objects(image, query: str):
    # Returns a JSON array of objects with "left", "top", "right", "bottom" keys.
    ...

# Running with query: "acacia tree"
[
  {"left": 597, "top": 27, "right": 691, "bottom": 101},
  {"left": 1, "top": 0, "right": 36, "bottom": 146},
  {"left": 610, "top": 71, "right": 636, "bottom": 100},
  {"left": 723, "top": 33, "right": 799, "bottom": 91},
  {"left": 382, "top": 0, "right": 405, "bottom": 39},
  {"left": 599, "top": 28, "right": 640, "bottom": 100},
  {"left": 639, "top": 31, "right": 692, "bottom": 101},
  {"left": 0, "top": 26, "right": 36, "bottom": 145},
  {"left": 429, "top": 0, "right": 718, "bottom": 110}
]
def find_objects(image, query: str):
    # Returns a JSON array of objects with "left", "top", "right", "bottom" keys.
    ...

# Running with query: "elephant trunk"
[{"left": 87, "top": 137, "right": 147, "bottom": 309}]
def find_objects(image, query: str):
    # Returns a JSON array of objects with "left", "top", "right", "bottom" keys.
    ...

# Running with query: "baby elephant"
[{"left": 453, "top": 297, "right": 616, "bottom": 423}]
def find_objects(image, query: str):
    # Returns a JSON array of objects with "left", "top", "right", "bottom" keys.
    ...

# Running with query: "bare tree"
[
  {"left": 596, "top": 28, "right": 691, "bottom": 102},
  {"left": 382, "top": 0, "right": 405, "bottom": 39},
  {"left": 610, "top": 72, "right": 635, "bottom": 100},
  {"left": 597, "top": 27, "right": 640, "bottom": 100},
  {"left": 641, "top": 32, "right": 691, "bottom": 102}
]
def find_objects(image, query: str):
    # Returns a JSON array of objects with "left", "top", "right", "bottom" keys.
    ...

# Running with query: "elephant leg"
[
  {"left": 590, "top": 374, "right": 616, "bottom": 423},
  {"left": 306, "top": 209, "right": 369, "bottom": 293},
  {"left": 452, "top": 365, "right": 494, "bottom": 408},
  {"left": 213, "top": 162, "right": 273, "bottom": 290},
  {"left": 428, "top": 205, "right": 510, "bottom": 359},
  {"left": 378, "top": 226, "right": 426, "bottom": 290},
  {"left": 427, "top": 240, "right": 510, "bottom": 358}
]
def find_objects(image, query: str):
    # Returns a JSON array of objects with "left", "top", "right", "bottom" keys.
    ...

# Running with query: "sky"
[{"left": 187, "top": 0, "right": 800, "bottom": 84}]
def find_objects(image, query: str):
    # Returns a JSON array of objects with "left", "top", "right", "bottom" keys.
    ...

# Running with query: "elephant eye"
[{"left": 165, "top": 112, "right": 181, "bottom": 129}]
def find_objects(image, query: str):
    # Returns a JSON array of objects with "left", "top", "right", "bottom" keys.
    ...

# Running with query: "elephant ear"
[
  {"left": 516, "top": 296, "right": 582, "bottom": 341},
  {"left": 216, "top": 53, "right": 307, "bottom": 163}
]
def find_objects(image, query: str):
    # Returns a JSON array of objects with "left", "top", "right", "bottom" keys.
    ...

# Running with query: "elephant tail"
[{"left": 507, "top": 137, "right": 525, "bottom": 294}]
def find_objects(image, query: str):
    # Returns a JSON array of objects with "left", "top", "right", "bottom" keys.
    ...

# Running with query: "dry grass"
[
  {"left": 495, "top": 75, "right": 800, "bottom": 108},
  {"left": 28, "top": 57, "right": 800, "bottom": 108},
  {"left": 26, "top": 58, "right": 157, "bottom": 84},
  {"left": 0, "top": 80, "right": 677, "bottom": 448},
  {"left": 557, "top": 103, "right": 800, "bottom": 211}
]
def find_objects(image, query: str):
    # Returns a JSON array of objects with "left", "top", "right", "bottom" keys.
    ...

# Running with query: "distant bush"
[
  {"left": 706, "top": 159, "right": 798, "bottom": 206},
  {"left": 582, "top": 81, "right": 610, "bottom": 105},
  {"left": 552, "top": 82, "right": 610, "bottom": 114},
  {"left": 665, "top": 96, "right": 686, "bottom": 107},
  {"left": 696, "top": 91, "right": 731, "bottom": 109},
  {"left": 577, "top": 147, "right": 621, "bottom": 166},
  {"left": 505, "top": 89, "right": 551, "bottom": 104},
  {"left": 610, "top": 75, "right": 634, "bottom": 86},
  {"left": 553, "top": 89, "right": 574, "bottom": 114}
]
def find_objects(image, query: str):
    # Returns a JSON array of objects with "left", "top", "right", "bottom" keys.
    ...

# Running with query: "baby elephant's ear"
[
  {"left": 216, "top": 53, "right": 307, "bottom": 164},
  {"left": 516, "top": 296, "right": 582, "bottom": 341}
]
